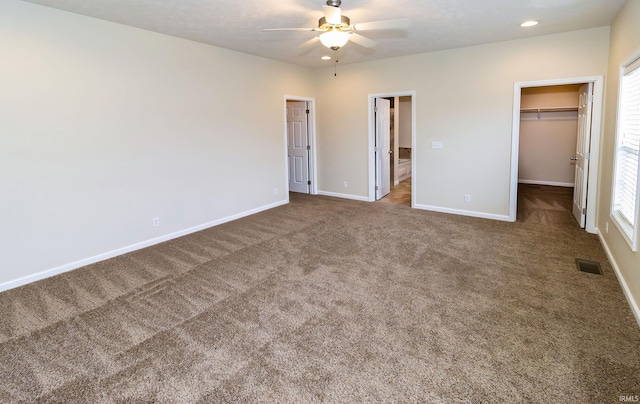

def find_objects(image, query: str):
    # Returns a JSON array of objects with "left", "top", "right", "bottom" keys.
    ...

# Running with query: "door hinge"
[
  {"left": 585, "top": 152, "right": 590, "bottom": 160},
  {"left": 588, "top": 94, "right": 594, "bottom": 103},
  {"left": 306, "top": 145, "right": 311, "bottom": 150},
  {"left": 582, "top": 208, "right": 586, "bottom": 214},
  {"left": 306, "top": 109, "right": 310, "bottom": 114},
  {"left": 375, "top": 185, "right": 379, "bottom": 191},
  {"left": 307, "top": 180, "right": 311, "bottom": 185}
]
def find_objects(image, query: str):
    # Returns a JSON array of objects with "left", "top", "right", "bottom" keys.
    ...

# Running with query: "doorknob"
[{"left": 570, "top": 157, "right": 578, "bottom": 161}]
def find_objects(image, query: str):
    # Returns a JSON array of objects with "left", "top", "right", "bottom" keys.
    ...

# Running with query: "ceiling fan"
[{"left": 262, "top": 0, "right": 410, "bottom": 51}]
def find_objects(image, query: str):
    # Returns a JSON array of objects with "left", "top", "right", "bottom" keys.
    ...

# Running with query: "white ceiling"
[{"left": 21, "top": 0, "right": 625, "bottom": 69}]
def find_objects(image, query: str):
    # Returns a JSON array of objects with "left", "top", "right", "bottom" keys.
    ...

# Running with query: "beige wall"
[
  {"left": 519, "top": 85, "right": 580, "bottom": 186},
  {"left": 398, "top": 96, "right": 413, "bottom": 148},
  {"left": 597, "top": 0, "right": 640, "bottom": 321},
  {"left": 0, "top": 1, "right": 315, "bottom": 287},
  {"left": 314, "top": 27, "right": 610, "bottom": 217}
]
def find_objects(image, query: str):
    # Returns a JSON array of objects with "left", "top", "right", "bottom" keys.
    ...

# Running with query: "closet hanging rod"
[
  {"left": 520, "top": 106, "right": 578, "bottom": 119},
  {"left": 520, "top": 106, "right": 578, "bottom": 113}
]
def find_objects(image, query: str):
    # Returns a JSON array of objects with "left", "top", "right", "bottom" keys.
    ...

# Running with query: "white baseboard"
[
  {"left": 316, "top": 191, "right": 370, "bottom": 202},
  {"left": 0, "top": 199, "right": 289, "bottom": 293},
  {"left": 413, "top": 203, "right": 512, "bottom": 222},
  {"left": 596, "top": 229, "right": 640, "bottom": 328},
  {"left": 518, "top": 179, "right": 575, "bottom": 187}
]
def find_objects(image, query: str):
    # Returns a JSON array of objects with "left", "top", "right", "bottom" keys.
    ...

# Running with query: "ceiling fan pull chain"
[{"left": 334, "top": 49, "right": 339, "bottom": 77}]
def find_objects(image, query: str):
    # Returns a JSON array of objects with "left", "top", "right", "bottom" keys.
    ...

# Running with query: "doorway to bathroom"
[{"left": 368, "top": 91, "right": 416, "bottom": 206}]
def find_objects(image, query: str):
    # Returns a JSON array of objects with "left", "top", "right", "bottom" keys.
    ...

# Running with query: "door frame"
[
  {"left": 284, "top": 95, "right": 317, "bottom": 196},
  {"left": 509, "top": 76, "right": 604, "bottom": 233},
  {"left": 375, "top": 97, "right": 392, "bottom": 200},
  {"left": 368, "top": 91, "right": 417, "bottom": 204}
]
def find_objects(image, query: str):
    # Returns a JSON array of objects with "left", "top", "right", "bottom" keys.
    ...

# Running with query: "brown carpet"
[{"left": 1, "top": 184, "right": 639, "bottom": 402}]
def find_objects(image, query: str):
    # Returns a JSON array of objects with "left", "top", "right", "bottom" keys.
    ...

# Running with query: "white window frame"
[{"left": 611, "top": 50, "right": 640, "bottom": 252}]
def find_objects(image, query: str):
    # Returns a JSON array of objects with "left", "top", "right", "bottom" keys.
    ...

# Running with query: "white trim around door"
[
  {"left": 367, "top": 91, "right": 417, "bottom": 205},
  {"left": 509, "top": 76, "right": 604, "bottom": 233},
  {"left": 284, "top": 95, "right": 317, "bottom": 197}
]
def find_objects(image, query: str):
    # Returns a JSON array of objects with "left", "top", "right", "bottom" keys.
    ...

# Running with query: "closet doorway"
[{"left": 509, "top": 77, "right": 604, "bottom": 233}]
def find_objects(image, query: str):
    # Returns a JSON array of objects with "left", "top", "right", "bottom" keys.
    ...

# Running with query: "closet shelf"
[
  {"left": 520, "top": 106, "right": 578, "bottom": 119},
  {"left": 520, "top": 106, "right": 578, "bottom": 112}
]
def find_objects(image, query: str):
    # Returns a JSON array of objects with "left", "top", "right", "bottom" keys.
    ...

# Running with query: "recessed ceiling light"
[
  {"left": 521, "top": 20, "right": 539, "bottom": 27},
  {"left": 321, "top": 56, "right": 331, "bottom": 60}
]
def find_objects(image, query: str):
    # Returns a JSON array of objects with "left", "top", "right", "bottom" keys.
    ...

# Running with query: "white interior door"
[
  {"left": 287, "top": 101, "right": 310, "bottom": 194},
  {"left": 375, "top": 98, "right": 391, "bottom": 200},
  {"left": 572, "top": 83, "right": 593, "bottom": 227}
]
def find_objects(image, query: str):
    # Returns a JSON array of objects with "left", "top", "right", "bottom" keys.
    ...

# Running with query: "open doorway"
[
  {"left": 368, "top": 91, "right": 416, "bottom": 206},
  {"left": 285, "top": 96, "right": 317, "bottom": 195},
  {"left": 510, "top": 77, "right": 604, "bottom": 233}
]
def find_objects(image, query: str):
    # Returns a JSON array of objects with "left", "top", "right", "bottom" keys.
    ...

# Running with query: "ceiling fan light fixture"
[{"left": 320, "top": 30, "right": 350, "bottom": 49}]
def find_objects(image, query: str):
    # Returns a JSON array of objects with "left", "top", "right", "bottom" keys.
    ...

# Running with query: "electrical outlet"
[
  {"left": 605, "top": 221, "right": 609, "bottom": 233},
  {"left": 431, "top": 141, "right": 444, "bottom": 149},
  {"left": 343, "top": 181, "right": 348, "bottom": 188},
  {"left": 273, "top": 187, "right": 279, "bottom": 195},
  {"left": 152, "top": 217, "right": 160, "bottom": 227},
  {"left": 464, "top": 194, "right": 471, "bottom": 203}
]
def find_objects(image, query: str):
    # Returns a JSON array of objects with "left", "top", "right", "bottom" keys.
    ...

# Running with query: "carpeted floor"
[{"left": 1, "top": 185, "right": 639, "bottom": 402}]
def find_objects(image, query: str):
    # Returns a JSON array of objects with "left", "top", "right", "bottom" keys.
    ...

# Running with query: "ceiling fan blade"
[
  {"left": 322, "top": 5, "right": 342, "bottom": 25},
  {"left": 348, "top": 33, "right": 376, "bottom": 48},
  {"left": 353, "top": 19, "right": 410, "bottom": 31},
  {"left": 298, "top": 36, "right": 320, "bottom": 48},
  {"left": 262, "top": 27, "right": 320, "bottom": 32}
]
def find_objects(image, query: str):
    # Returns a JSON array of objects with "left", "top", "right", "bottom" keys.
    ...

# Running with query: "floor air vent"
[{"left": 575, "top": 258, "right": 602, "bottom": 275}]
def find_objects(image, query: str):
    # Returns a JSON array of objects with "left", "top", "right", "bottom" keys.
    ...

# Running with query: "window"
[{"left": 612, "top": 55, "right": 640, "bottom": 251}]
